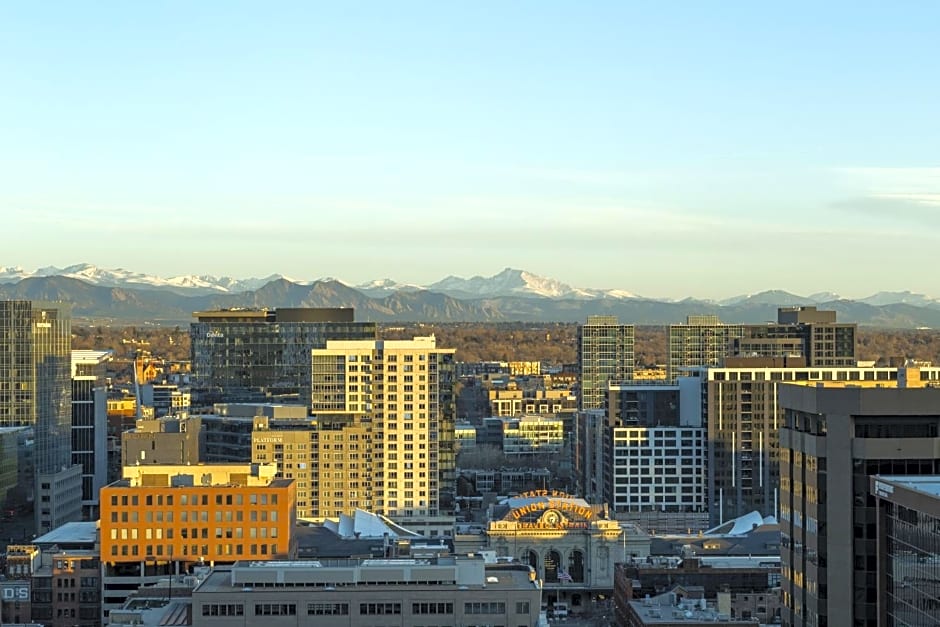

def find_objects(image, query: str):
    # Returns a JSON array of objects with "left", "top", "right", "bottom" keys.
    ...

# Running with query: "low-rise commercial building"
[
  {"left": 190, "top": 556, "right": 543, "bottom": 627},
  {"left": 99, "top": 463, "right": 296, "bottom": 622}
]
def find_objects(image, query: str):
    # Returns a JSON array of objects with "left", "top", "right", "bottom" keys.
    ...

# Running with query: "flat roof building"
[
  {"left": 190, "top": 556, "right": 543, "bottom": 627},
  {"left": 101, "top": 463, "right": 296, "bottom": 566}
]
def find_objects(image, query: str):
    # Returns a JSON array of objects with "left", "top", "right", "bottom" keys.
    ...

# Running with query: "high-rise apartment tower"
[{"left": 310, "top": 336, "right": 456, "bottom": 536}]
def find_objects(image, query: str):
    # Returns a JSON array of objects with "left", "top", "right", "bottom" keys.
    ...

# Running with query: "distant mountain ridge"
[{"left": 2, "top": 264, "right": 940, "bottom": 326}]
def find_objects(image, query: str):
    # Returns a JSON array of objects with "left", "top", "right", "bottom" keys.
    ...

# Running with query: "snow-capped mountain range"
[
  {"left": 0, "top": 264, "right": 637, "bottom": 300},
  {"left": 0, "top": 263, "right": 938, "bottom": 308},
  {"left": 0, "top": 263, "right": 293, "bottom": 295}
]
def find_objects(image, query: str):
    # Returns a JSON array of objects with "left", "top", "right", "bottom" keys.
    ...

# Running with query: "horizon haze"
[{"left": 3, "top": 2, "right": 939, "bottom": 299}]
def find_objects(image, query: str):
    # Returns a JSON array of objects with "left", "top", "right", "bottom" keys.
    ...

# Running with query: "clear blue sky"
[{"left": 3, "top": 1, "right": 939, "bottom": 299}]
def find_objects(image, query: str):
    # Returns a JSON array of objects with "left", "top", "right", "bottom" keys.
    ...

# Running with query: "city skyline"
[{"left": 3, "top": 2, "right": 939, "bottom": 298}]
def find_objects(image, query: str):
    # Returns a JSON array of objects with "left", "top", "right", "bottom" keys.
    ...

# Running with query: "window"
[
  {"left": 202, "top": 604, "right": 244, "bottom": 616},
  {"left": 307, "top": 603, "right": 349, "bottom": 615},
  {"left": 255, "top": 604, "right": 296, "bottom": 616},
  {"left": 360, "top": 603, "right": 402, "bottom": 615},
  {"left": 465, "top": 602, "right": 506, "bottom": 614},
  {"left": 413, "top": 602, "right": 453, "bottom": 614}
]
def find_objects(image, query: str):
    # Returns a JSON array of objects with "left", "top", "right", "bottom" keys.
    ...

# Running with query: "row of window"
[
  {"left": 109, "top": 526, "right": 279, "bottom": 539},
  {"left": 202, "top": 601, "right": 523, "bottom": 617},
  {"left": 109, "top": 493, "right": 277, "bottom": 507},
  {"left": 110, "top": 509, "right": 277, "bottom": 523},
  {"left": 109, "top": 543, "right": 278, "bottom": 557}
]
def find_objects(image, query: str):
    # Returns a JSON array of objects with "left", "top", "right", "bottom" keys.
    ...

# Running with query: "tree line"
[{"left": 71, "top": 323, "right": 940, "bottom": 370}]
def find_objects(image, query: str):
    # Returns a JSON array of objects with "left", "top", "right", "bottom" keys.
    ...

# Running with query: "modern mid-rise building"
[
  {"left": 121, "top": 415, "right": 205, "bottom": 466},
  {"left": 201, "top": 403, "right": 308, "bottom": 462},
  {"left": 705, "top": 364, "right": 912, "bottom": 527},
  {"left": 0, "top": 301, "right": 81, "bottom": 534},
  {"left": 669, "top": 315, "right": 746, "bottom": 382},
  {"left": 310, "top": 336, "right": 456, "bottom": 536},
  {"left": 250, "top": 414, "right": 321, "bottom": 519},
  {"left": 100, "top": 462, "right": 296, "bottom": 566},
  {"left": 140, "top": 382, "right": 190, "bottom": 417},
  {"left": 742, "top": 306, "right": 856, "bottom": 368},
  {"left": 778, "top": 384, "right": 940, "bottom": 627},
  {"left": 577, "top": 316, "right": 635, "bottom": 412},
  {"left": 668, "top": 307, "right": 857, "bottom": 382},
  {"left": 605, "top": 381, "right": 706, "bottom": 521},
  {"left": 478, "top": 415, "right": 565, "bottom": 457},
  {"left": 190, "top": 308, "right": 376, "bottom": 406},
  {"left": 576, "top": 316, "right": 634, "bottom": 502},
  {"left": 197, "top": 400, "right": 446, "bottom": 526},
  {"left": 98, "top": 462, "right": 295, "bottom": 623},
  {"left": 71, "top": 349, "right": 111, "bottom": 520}
]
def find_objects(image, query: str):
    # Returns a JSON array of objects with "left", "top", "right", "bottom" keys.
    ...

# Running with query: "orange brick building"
[{"left": 100, "top": 463, "right": 295, "bottom": 566}]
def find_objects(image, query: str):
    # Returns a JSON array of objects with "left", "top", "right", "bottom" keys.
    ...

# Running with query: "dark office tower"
[
  {"left": 736, "top": 307, "right": 856, "bottom": 368},
  {"left": 71, "top": 349, "right": 111, "bottom": 520},
  {"left": 577, "top": 316, "right": 635, "bottom": 412},
  {"left": 190, "top": 308, "right": 377, "bottom": 407},
  {"left": 0, "top": 301, "right": 81, "bottom": 533},
  {"left": 668, "top": 315, "right": 745, "bottom": 382},
  {"left": 778, "top": 384, "right": 940, "bottom": 627}
]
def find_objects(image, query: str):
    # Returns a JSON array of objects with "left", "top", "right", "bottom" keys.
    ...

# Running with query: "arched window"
[
  {"left": 544, "top": 549, "right": 561, "bottom": 583},
  {"left": 525, "top": 549, "right": 539, "bottom": 574},
  {"left": 568, "top": 549, "right": 585, "bottom": 582}
]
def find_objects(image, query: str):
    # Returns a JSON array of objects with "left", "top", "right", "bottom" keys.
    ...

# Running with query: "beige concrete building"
[
  {"left": 251, "top": 414, "right": 376, "bottom": 521},
  {"left": 191, "top": 556, "right": 544, "bottom": 627}
]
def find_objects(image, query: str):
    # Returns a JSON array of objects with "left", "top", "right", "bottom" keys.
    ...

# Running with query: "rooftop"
[
  {"left": 627, "top": 588, "right": 756, "bottom": 625},
  {"left": 33, "top": 521, "right": 98, "bottom": 546},
  {"left": 877, "top": 475, "right": 940, "bottom": 499},
  {"left": 194, "top": 556, "right": 536, "bottom": 594},
  {"left": 71, "top": 349, "right": 113, "bottom": 364}
]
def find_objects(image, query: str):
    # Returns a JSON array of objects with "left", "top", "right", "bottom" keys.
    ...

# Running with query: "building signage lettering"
[
  {"left": 255, "top": 437, "right": 283, "bottom": 444},
  {"left": 510, "top": 500, "right": 593, "bottom": 520},
  {"left": 518, "top": 490, "right": 572, "bottom": 498},
  {"left": 206, "top": 331, "right": 224, "bottom": 338},
  {"left": 513, "top": 520, "right": 589, "bottom": 530},
  {"left": 1, "top": 584, "right": 30, "bottom": 601},
  {"left": 874, "top": 481, "right": 894, "bottom": 498}
]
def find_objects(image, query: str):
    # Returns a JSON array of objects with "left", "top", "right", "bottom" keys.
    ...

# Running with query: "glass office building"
[
  {"left": 872, "top": 475, "right": 940, "bottom": 626},
  {"left": 0, "top": 301, "right": 72, "bottom": 474},
  {"left": 190, "top": 308, "right": 377, "bottom": 407}
]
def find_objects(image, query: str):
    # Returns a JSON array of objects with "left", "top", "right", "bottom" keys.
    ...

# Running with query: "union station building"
[{"left": 481, "top": 491, "right": 651, "bottom": 610}]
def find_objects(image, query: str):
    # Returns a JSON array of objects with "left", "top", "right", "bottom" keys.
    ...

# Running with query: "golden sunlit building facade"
[
  {"left": 100, "top": 463, "right": 296, "bottom": 565},
  {"left": 311, "top": 336, "right": 456, "bottom": 537}
]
